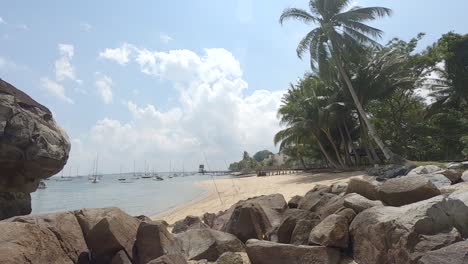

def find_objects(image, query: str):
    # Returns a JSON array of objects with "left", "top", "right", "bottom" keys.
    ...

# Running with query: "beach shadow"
[{"left": 280, "top": 171, "right": 364, "bottom": 185}]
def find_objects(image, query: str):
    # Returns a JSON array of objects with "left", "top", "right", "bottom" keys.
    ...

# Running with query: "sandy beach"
[{"left": 153, "top": 171, "right": 364, "bottom": 224}]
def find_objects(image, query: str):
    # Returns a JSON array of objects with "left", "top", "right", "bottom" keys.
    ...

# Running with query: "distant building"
[{"left": 198, "top": 164, "right": 205, "bottom": 174}]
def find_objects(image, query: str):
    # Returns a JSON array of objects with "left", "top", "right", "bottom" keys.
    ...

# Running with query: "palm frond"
[
  {"left": 340, "top": 21, "right": 384, "bottom": 39},
  {"left": 335, "top": 7, "right": 392, "bottom": 22},
  {"left": 279, "top": 8, "right": 319, "bottom": 25},
  {"left": 297, "top": 28, "right": 321, "bottom": 59}
]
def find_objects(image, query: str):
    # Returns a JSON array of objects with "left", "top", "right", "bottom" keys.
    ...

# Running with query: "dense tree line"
[{"left": 275, "top": 0, "right": 468, "bottom": 169}]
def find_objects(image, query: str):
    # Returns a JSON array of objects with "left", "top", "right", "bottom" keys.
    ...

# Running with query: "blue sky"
[{"left": 0, "top": 0, "right": 467, "bottom": 174}]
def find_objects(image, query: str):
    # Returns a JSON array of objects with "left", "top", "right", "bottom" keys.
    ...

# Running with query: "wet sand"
[{"left": 152, "top": 171, "right": 364, "bottom": 224}]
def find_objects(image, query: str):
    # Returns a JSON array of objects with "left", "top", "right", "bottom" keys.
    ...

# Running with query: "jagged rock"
[
  {"left": 309, "top": 214, "right": 349, "bottom": 249},
  {"left": 111, "top": 250, "right": 132, "bottom": 264},
  {"left": 135, "top": 215, "right": 152, "bottom": 222},
  {"left": 418, "top": 240, "right": 468, "bottom": 264},
  {"left": 177, "top": 228, "right": 245, "bottom": 261},
  {"left": 407, "top": 165, "right": 443, "bottom": 176},
  {"left": 345, "top": 177, "right": 381, "bottom": 201},
  {"left": 439, "top": 169, "right": 462, "bottom": 184},
  {"left": 344, "top": 193, "right": 384, "bottom": 213},
  {"left": 148, "top": 254, "right": 188, "bottom": 264},
  {"left": 0, "top": 221, "right": 73, "bottom": 263},
  {"left": 290, "top": 219, "right": 315, "bottom": 245},
  {"left": 134, "top": 220, "right": 183, "bottom": 264},
  {"left": 316, "top": 195, "right": 346, "bottom": 219},
  {"left": 287, "top": 195, "right": 302, "bottom": 209},
  {"left": 245, "top": 239, "right": 341, "bottom": 264},
  {"left": 298, "top": 189, "right": 337, "bottom": 212},
  {"left": 172, "top": 215, "right": 209, "bottom": 234},
  {"left": 0, "top": 191, "right": 31, "bottom": 220},
  {"left": 367, "top": 164, "right": 415, "bottom": 180},
  {"left": 349, "top": 194, "right": 468, "bottom": 264},
  {"left": 202, "top": 212, "right": 216, "bottom": 228},
  {"left": 411, "top": 228, "right": 462, "bottom": 262},
  {"left": 336, "top": 208, "right": 357, "bottom": 224},
  {"left": 330, "top": 182, "right": 348, "bottom": 194},
  {"left": 74, "top": 207, "right": 134, "bottom": 236},
  {"left": 0, "top": 79, "right": 70, "bottom": 219},
  {"left": 216, "top": 252, "right": 251, "bottom": 264},
  {"left": 86, "top": 211, "right": 140, "bottom": 263},
  {"left": 7, "top": 211, "right": 88, "bottom": 262},
  {"left": 378, "top": 175, "right": 441, "bottom": 206},
  {"left": 276, "top": 209, "right": 319, "bottom": 243},
  {"left": 462, "top": 170, "right": 468, "bottom": 182},
  {"left": 422, "top": 173, "right": 452, "bottom": 188}
]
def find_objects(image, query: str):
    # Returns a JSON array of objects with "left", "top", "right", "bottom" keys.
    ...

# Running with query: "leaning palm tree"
[{"left": 280, "top": 0, "right": 399, "bottom": 162}]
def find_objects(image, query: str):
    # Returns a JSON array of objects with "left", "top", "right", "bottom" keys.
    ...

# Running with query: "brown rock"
[
  {"left": 74, "top": 207, "right": 135, "bottom": 236},
  {"left": 223, "top": 201, "right": 272, "bottom": 242},
  {"left": 418, "top": 241, "right": 468, "bottom": 264},
  {"left": 8, "top": 211, "right": 88, "bottom": 262},
  {"left": 290, "top": 219, "right": 315, "bottom": 245},
  {"left": 111, "top": 250, "right": 132, "bottom": 264},
  {"left": 345, "top": 177, "right": 381, "bottom": 201},
  {"left": 378, "top": 175, "right": 441, "bottom": 206},
  {"left": 134, "top": 220, "right": 183, "bottom": 264},
  {"left": 309, "top": 214, "right": 349, "bottom": 249},
  {"left": 177, "top": 228, "right": 245, "bottom": 261},
  {"left": 440, "top": 169, "right": 462, "bottom": 184},
  {"left": 344, "top": 193, "right": 384, "bottom": 213},
  {"left": 440, "top": 182, "right": 468, "bottom": 194},
  {"left": 287, "top": 195, "right": 302, "bottom": 209},
  {"left": 0, "top": 192, "right": 31, "bottom": 220},
  {"left": 216, "top": 252, "right": 251, "bottom": 264},
  {"left": 245, "top": 239, "right": 341, "bottom": 264},
  {"left": 335, "top": 208, "right": 357, "bottom": 224},
  {"left": 172, "top": 215, "right": 209, "bottom": 234},
  {"left": 316, "top": 195, "right": 346, "bottom": 219},
  {"left": 298, "top": 189, "right": 336, "bottom": 212},
  {"left": 411, "top": 228, "right": 462, "bottom": 262},
  {"left": 202, "top": 212, "right": 216, "bottom": 228},
  {"left": 148, "top": 254, "right": 188, "bottom": 264},
  {"left": 0, "top": 221, "right": 73, "bottom": 263},
  {"left": 276, "top": 209, "right": 319, "bottom": 243},
  {"left": 330, "top": 182, "right": 348, "bottom": 194}
]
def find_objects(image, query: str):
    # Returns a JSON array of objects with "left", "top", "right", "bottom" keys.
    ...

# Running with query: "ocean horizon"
[{"left": 31, "top": 173, "right": 227, "bottom": 217}]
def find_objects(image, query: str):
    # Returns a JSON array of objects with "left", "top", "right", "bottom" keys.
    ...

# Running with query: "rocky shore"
[{"left": 0, "top": 163, "right": 467, "bottom": 264}]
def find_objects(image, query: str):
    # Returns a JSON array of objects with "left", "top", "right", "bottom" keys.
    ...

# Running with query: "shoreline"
[{"left": 152, "top": 171, "right": 364, "bottom": 224}]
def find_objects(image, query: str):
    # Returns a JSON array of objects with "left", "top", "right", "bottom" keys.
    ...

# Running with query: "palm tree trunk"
[
  {"left": 335, "top": 59, "right": 396, "bottom": 162},
  {"left": 315, "top": 137, "right": 340, "bottom": 169},
  {"left": 322, "top": 129, "right": 346, "bottom": 168},
  {"left": 300, "top": 156, "right": 308, "bottom": 170},
  {"left": 343, "top": 122, "right": 360, "bottom": 166},
  {"left": 338, "top": 125, "right": 354, "bottom": 166}
]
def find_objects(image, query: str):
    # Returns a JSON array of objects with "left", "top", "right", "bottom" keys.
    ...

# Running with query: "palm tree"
[{"left": 279, "top": 0, "right": 399, "bottom": 162}]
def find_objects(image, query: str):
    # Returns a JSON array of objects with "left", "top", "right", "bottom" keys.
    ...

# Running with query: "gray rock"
[
  {"left": 422, "top": 173, "right": 452, "bottom": 188},
  {"left": 447, "top": 162, "right": 464, "bottom": 170},
  {"left": 290, "top": 219, "right": 316, "bottom": 245},
  {"left": 462, "top": 170, "right": 468, "bottom": 182},
  {"left": 172, "top": 215, "right": 208, "bottom": 234},
  {"left": 411, "top": 228, "right": 462, "bottom": 262},
  {"left": 216, "top": 252, "right": 251, "bottom": 264},
  {"left": 407, "top": 165, "right": 443, "bottom": 176},
  {"left": 330, "top": 182, "right": 348, "bottom": 194},
  {"left": 367, "top": 164, "right": 415, "bottom": 180},
  {"left": 134, "top": 220, "right": 183, "bottom": 264},
  {"left": 378, "top": 175, "right": 441, "bottom": 206},
  {"left": 148, "top": 254, "right": 188, "bottom": 264},
  {"left": 287, "top": 195, "right": 302, "bottom": 209},
  {"left": 298, "top": 188, "right": 337, "bottom": 212},
  {"left": 344, "top": 193, "right": 384, "bottom": 213},
  {"left": 345, "top": 177, "right": 381, "bottom": 201},
  {"left": 335, "top": 208, "right": 357, "bottom": 225},
  {"left": 0, "top": 79, "right": 70, "bottom": 219},
  {"left": 309, "top": 214, "right": 349, "bottom": 249},
  {"left": 176, "top": 228, "right": 245, "bottom": 261},
  {"left": 276, "top": 209, "right": 319, "bottom": 244},
  {"left": 439, "top": 182, "right": 468, "bottom": 194},
  {"left": 418, "top": 240, "right": 468, "bottom": 264},
  {"left": 246, "top": 239, "right": 341, "bottom": 264}
]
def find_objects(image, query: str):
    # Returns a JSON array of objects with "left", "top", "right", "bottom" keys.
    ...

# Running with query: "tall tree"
[{"left": 279, "top": 0, "right": 399, "bottom": 162}]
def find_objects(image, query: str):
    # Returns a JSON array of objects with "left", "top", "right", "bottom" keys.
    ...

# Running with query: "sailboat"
[
  {"left": 141, "top": 160, "right": 152, "bottom": 178},
  {"left": 56, "top": 167, "right": 72, "bottom": 181},
  {"left": 91, "top": 154, "right": 100, "bottom": 183}
]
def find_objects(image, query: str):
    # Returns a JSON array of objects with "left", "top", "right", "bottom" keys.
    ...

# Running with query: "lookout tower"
[{"left": 198, "top": 164, "right": 205, "bottom": 174}]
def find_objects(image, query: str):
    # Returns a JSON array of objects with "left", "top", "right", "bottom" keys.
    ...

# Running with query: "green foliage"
[
  {"left": 253, "top": 150, "right": 274, "bottom": 162},
  {"left": 229, "top": 151, "right": 261, "bottom": 172}
]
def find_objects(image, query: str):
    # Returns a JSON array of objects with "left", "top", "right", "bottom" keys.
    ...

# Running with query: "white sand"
[{"left": 152, "top": 171, "right": 364, "bottom": 224}]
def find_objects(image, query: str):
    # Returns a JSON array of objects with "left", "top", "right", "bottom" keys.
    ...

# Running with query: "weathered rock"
[
  {"left": 439, "top": 182, "right": 468, "bottom": 194},
  {"left": 378, "top": 175, "right": 441, "bottom": 206},
  {"left": 335, "top": 208, "right": 357, "bottom": 224},
  {"left": 7, "top": 211, "right": 88, "bottom": 262},
  {"left": 298, "top": 189, "right": 337, "bottom": 212},
  {"left": 75, "top": 207, "right": 136, "bottom": 236},
  {"left": 216, "top": 252, "right": 251, "bottom": 264},
  {"left": 330, "top": 182, "right": 348, "bottom": 194},
  {"left": 316, "top": 195, "right": 346, "bottom": 219},
  {"left": 462, "top": 170, "right": 468, "bottom": 182},
  {"left": 134, "top": 220, "right": 183, "bottom": 264},
  {"left": 202, "top": 212, "right": 216, "bottom": 228},
  {"left": 447, "top": 162, "right": 467, "bottom": 170},
  {"left": 287, "top": 195, "right": 302, "bottom": 209},
  {"left": 407, "top": 165, "right": 443, "bottom": 176},
  {"left": 349, "top": 194, "right": 468, "bottom": 264},
  {"left": 148, "top": 254, "right": 188, "bottom": 264},
  {"left": 344, "top": 193, "right": 384, "bottom": 213},
  {"left": 245, "top": 239, "right": 341, "bottom": 264},
  {"left": 0, "top": 191, "right": 31, "bottom": 220},
  {"left": 367, "top": 164, "right": 415, "bottom": 180},
  {"left": 290, "top": 219, "right": 315, "bottom": 245},
  {"left": 111, "top": 250, "right": 132, "bottom": 264},
  {"left": 172, "top": 215, "right": 209, "bottom": 234},
  {"left": 440, "top": 169, "right": 462, "bottom": 184},
  {"left": 411, "top": 228, "right": 462, "bottom": 262},
  {"left": 135, "top": 215, "right": 153, "bottom": 222},
  {"left": 223, "top": 201, "right": 271, "bottom": 242},
  {"left": 422, "top": 173, "right": 452, "bottom": 188},
  {"left": 309, "top": 214, "right": 349, "bottom": 249},
  {"left": 0, "top": 221, "right": 73, "bottom": 263},
  {"left": 345, "top": 177, "right": 381, "bottom": 201},
  {"left": 276, "top": 209, "right": 319, "bottom": 243},
  {"left": 0, "top": 79, "right": 70, "bottom": 219},
  {"left": 418, "top": 240, "right": 468, "bottom": 264},
  {"left": 177, "top": 228, "right": 245, "bottom": 261},
  {"left": 86, "top": 212, "right": 140, "bottom": 263}
]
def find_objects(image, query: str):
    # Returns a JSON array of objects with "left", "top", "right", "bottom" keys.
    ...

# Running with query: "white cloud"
[
  {"left": 95, "top": 75, "right": 113, "bottom": 104},
  {"left": 159, "top": 34, "right": 174, "bottom": 44},
  {"left": 0, "top": 17, "right": 4, "bottom": 24},
  {"left": 73, "top": 46, "right": 284, "bottom": 173},
  {"left": 99, "top": 43, "right": 134, "bottom": 65},
  {"left": 55, "top": 44, "right": 77, "bottom": 82},
  {"left": 40, "top": 77, "right": 74, "bottom": 104}
]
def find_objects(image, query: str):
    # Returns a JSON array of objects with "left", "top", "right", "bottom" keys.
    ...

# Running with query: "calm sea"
[{"left": 31, "top": 173, "right": 223, "bottom": 216}]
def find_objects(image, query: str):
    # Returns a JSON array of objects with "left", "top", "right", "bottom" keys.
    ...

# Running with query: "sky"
[{"left": 0, "top": 0, "right": 467, "bottom": 174}]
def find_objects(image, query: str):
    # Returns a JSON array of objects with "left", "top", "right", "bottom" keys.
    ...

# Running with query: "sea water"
[{"left": 31, "top": 173, "right": 223, "bottom": 216}]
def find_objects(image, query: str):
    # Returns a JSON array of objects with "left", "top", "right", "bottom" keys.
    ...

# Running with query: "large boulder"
[
  {"left": 216, "top": 252, "right": 251, "bottom": 264},
  {"left": 422, "top": 174, "right": 452, "bottom": 188},
  {"left": 287, "top": 195, "right": 302, "bottom": 209},
  {"left": 418, "top": 240, "right": 468, "bottom": 264},
  {"left": 462, "top": 170, "right": 468, "bottom": 182},
  {"left": 367, "top": 164, "right": 415, "bottom": 180},
  {"left": 349, "top": 193, "right": 468, "bottom": 264},
  {"left": 177, "top": 228, "right": 245, "bottom": 261},
  {"left": 344, "top": 193, "right": 384, "bottom": 213},
  {"left": 0, "top": 79, "right": 70, "bottom": 219},
  {"left": 345, "top": 177, "right": 381, "bottom": 201},
  {"left": 298, "top": 188, "right": 337, "bottom": 212},
  {"left": 309, "top": 214, "right": 349, "bottom": 249},
  {"left": 439, "top": 182, "right": 468, "bottom": 194},
  {"left": 276, "top": 209, "right": 319, "bottom": 243},
  {"left": 111, "top": 250, "right": 132, "bottom": 264},
  {"left": 378, "top": 175, "right": 441, "bottom": 206},
  {"left": 439, "top": 169, "right": 462, "bottom": 184},
  {"left": 245, "top": 239, "right": 341, "bottom": 264},
  {"left": 172, "top": 215, "right": 208, "bottom": 234},
  {"left": 7, "top": 211, "right": 88, "bottom": 262},
  {"left": 0, "top": 221, "right": 73, "bottom": 263},
  {"left": 330, "top": 182, "right": 348, "bottom": 194},
  {"left": 134, "top": 220, "right": 183, "bottom": 264},
  {"left": 407, "top": 165, "right": 442, "bottom": 176},
  {"left": 290, "top": 219, "right": 316, "bottom": 245}
]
